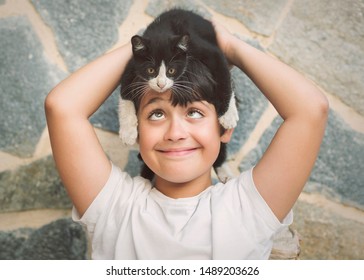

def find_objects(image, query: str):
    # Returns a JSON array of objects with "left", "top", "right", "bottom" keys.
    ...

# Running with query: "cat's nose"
[{"left": 157, "top": 78, "right": 166, "bottom": 89}]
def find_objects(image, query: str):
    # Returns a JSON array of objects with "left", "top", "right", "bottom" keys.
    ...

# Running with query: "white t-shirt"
[{"left": 73, "top": 163, "right": 292, "bottom": 259}]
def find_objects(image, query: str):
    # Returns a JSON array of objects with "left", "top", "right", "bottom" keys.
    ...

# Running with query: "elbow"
[
  {"left": 305, "top": 91, "right": 329, "bottom": 128},
  {"left": 44, "top": 89, "right": 59, "bottom": 118},
  {"left": 44, "top": 88, "right": 69, "bottom": 120},
  {"left": 314, "top": 92, "right": 329, "bottom": 123}
]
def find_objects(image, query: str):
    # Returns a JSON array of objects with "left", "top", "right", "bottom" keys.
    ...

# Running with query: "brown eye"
[
  {"left": 168, "top": 68, "right": 176, "bottom": 75},
  {"left": 147, "top": 68, "right": 155, "bottom": 74}
]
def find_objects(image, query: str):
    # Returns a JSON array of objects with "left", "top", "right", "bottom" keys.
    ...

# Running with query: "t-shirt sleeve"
[
  {"left": 239, "top": 167, "right": 293, "bottom": 233},
  {"left": 210, "top": 168, "right": 293, "bottom": 259},
  {"left": 72, "top": 162, "right": 148, "bottom": 236}
]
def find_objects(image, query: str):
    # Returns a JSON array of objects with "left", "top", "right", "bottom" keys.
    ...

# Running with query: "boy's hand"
[{"left": 211, "top": 20, "right": 237, "bottom": 66}]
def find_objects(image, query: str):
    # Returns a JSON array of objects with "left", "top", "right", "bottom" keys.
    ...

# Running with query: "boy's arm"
[
  {"left": 45, "top": 44, "right": 132, "bottom": 216},
  {"left": 214, "top": 23, "right": 329, "bottom": 221}
]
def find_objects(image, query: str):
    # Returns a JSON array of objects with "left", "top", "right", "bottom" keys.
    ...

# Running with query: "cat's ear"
[
  {"left": 131, "top": 35, "right": 148, "bottom": 55},
  {"left": 175, "top": 35, "right": 189, "bottom": 52}
]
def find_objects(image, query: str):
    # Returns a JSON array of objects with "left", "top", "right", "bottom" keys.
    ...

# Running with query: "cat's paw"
[
  {"left": 219, "top": 92, "right": 239, "bottom": 129},
  {"left": 118, "top": 98, "right": 138, "bottom": 145}
]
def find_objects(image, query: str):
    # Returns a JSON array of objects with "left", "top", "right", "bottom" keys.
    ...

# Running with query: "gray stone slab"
[
  {"left": 32, "top": 0, "right": 133, "bottom": 72},
  {"left": 269, "top": 0, "right": 364, "bottom": 116},
  {"left": 227, "top": 65, "right": 268, "bottom": 156},
  {"left": 0, "top": 156, "right": 71, "bottom": 212},
  {"left": 239, "top": 110, "right": 364, "bottom": 210},
  {"left": 89, "top": 87, "right": 119, "bottom": 132},
  {"left": 201, "top": 0, "right": 289, "bottom": 36},
  {"left": 293, "top": 199, "right": 364, "bottom": 259},
  {"left": 0, "top": 16, "right": 65, "bottom": 157},
  {"left": 309, "top": 111, "right": 364, "bottom": 210},
  {"left": 228, "top": 38, "right": 269, "bottom": 156},
  {"left": 146, "top": 0, "right": 211, "bottom": 18},
  {"left": 0, "top": 218, "right": 87, "bottom": 260}
]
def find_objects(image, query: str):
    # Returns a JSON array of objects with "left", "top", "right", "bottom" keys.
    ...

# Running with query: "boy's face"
[{"left": 137, "top": 90, "right": 232, "bottom": 189}]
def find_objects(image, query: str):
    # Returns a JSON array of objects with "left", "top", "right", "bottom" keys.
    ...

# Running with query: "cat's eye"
[
  {"left": 147, "top": 68, "right": 155, "bottom": 74},
  {"left": 168, "top": 68, "right": 176, "bottom": 75}
]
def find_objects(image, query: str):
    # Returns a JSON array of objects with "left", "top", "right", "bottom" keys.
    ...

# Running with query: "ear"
[
  {"left": 131, "top": 35, "right": 148, "bottom": 55},
  {"left": 175, "top": 35, "right": 189, "bottom": 52},
  {"left": 220, "top": 128, "right": 234, "bottom": 143}
]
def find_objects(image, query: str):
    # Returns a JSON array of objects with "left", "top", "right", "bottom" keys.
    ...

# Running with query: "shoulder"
[
  {"left": 211, "top": 168, "right": 253, "bottom": 197},
  {"left": 212, "top": 168, "right": 292, "bottom": 226},
  {"left": 74, "top": 163, "right": 152, "bottom": 222},
  {"left": 105, "top": 163, "right": 152, "bottom": 198}
]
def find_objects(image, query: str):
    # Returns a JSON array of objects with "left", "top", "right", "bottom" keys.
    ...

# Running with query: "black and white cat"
[{"left": 119, "top": 8, "right": 238, "bottom": 145}]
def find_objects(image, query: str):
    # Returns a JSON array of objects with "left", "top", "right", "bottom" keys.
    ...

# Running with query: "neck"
[{"left": 154, "top": 173, "right": 212, "bottom": 199}]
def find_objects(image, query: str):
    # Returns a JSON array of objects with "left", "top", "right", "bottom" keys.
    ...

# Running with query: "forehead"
[
  {"left": 139, "top": 90, "right": 215, "bottom": 112},
  {"left": 139, "top": 90, "right": 171, "bottom": 107}
]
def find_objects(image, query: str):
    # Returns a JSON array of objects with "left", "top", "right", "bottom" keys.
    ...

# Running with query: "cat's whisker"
[{"left": 121, "top": 82, "right": 149, "bottom": 101}]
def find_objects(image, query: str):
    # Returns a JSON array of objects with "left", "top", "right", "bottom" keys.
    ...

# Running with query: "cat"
[{"left": 119, "top": 8, "right": 238, "bottom": 147}]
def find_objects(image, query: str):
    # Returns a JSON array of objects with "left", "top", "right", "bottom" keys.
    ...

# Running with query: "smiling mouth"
[{"left": 158, "top": 148, "right": 198, "bottom": 157}]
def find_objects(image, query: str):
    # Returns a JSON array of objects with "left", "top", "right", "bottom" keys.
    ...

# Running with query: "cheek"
[
  {"left": 195, "top": 123, "right": 222, "bottom": 149},
  {"left": 138, "top": 122, "right": 152, "bottom": 145},
  {"left": 137, "top": 122, "right": 161, "bottom": 154}
]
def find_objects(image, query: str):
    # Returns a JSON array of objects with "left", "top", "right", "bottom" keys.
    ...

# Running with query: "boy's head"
[{"left": 136, "top": 90, "right": 233, "bottom": 181}]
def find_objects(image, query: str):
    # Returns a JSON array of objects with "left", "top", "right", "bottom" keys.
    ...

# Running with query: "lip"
[{"left": 157, "top": 147, "right": 198, "bottom": 157}]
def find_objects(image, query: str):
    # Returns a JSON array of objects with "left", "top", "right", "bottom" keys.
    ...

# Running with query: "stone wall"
[{"left": 0, "top": 0, "right": 363, "bottom": 259}]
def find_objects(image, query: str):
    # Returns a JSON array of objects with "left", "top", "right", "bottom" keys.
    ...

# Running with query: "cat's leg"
[
  {"left": 218, "top": 91, "right": 239, "bottom": 129},
  {"left": 118, "top": 97, "right": 138, "bottom": 145}
]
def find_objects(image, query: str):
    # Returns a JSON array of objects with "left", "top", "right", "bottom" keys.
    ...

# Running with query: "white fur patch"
[
  {"left": 218, "top": 91, "right": 239, "bottom": 129},
  {"left": 149, "top": 61, "right": 173, "bottom": 92},
  {"left": 118, "top": 97, "right": 138, "bottom": 145}
]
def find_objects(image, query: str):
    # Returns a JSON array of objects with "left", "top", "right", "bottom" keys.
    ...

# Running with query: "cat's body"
[
  {"left": 119, "top": 9, "right": 238, "bottom": 150},
  {"left": 121, "top": 9, "right": 231, "bottom": 115}
]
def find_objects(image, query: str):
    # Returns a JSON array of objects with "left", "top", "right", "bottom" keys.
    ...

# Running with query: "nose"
[
  {"left": 157, "top": 77, "right": 166, "bottom": 89},
  {"left": 164, "top": 117, "right": 188, "bottom": 142}
]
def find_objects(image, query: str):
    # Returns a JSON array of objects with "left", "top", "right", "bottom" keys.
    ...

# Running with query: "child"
[{"left": 45, "top": 21, "right": 328, "bottom": 259}]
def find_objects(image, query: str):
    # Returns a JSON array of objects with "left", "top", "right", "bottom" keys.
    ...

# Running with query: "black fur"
[{"left": 120, "top": 8, "right": 232, "bottom": 116}]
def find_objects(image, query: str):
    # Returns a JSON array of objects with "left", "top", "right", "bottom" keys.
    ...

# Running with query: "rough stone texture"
[
  {"left": 89, "top": 87, "right": 120, "bottom": 133},
  {"left": 201, "top": 0, "right": 289, "bottom": 36},
  {"left": 293, "top": 198, "right": 364, "bottom": 260},
  {"left": 239, "top": 116, "right": 281, "bottom": 171},
  {"left": 0, "top": 228, "right": 33, "bottom": 259},
  {"left": 269, "top": 0, "right": 364, "bottom": 115},
  {"left": 227, "top": 38, "right": 269, "bottom": 156},
  {"left": 0, "top": 156, "right": 71, "bottom": 212},
  {"left": 239, "top": 111, "right": 364, "bottom": 210},
  {"left": 124, "top": 150, "right": 142, "bottom": 178},
  {"left": 0, "top": 218, "right": 87, "bottom": 260},
  {"left": 31, "top": 0, "right": 133, "bottom": 72},
  {"left": 146, "top": 0, "right": 211, "bottom": 18},
  {"left": 31, "top": 0, "right": 133, "bottom": 132},
  {"left": 0, "top": 16, "right": 65, "bottom": 157},
  {"left": 309, "top": 111, "right": 364, "bottom": 210}
]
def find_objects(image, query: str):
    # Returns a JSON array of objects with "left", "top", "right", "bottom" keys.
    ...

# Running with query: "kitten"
[{"left": 119, "top": 8, "right": 238, "bottom": 145}]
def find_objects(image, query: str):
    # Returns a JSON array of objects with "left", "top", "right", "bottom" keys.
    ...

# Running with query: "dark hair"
[{"left": 134, "top": 59, "right": 229, "bottom": 181}]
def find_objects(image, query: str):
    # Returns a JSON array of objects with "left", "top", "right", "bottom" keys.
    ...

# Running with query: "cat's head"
[{"left": 131, "top": 34, "right": 189, "bottom": 93}]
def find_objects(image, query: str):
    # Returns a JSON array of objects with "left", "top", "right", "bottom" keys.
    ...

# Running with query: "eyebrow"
[
  {"left": 141, "top": 97, "right": 165, "bottom": 110},
  {"left": 140, "top": 96, "right": 214, "bottom": 112}
]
